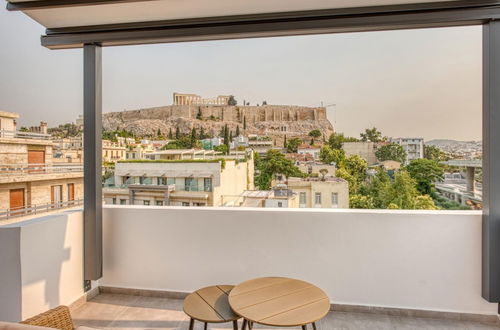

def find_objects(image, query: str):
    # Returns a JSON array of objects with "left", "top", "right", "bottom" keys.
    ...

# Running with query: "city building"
[
  {"left": 285, "top": 176, "right": 349, "bottom": 208},
  {"left": 343, "top": 141, "right": 379, "bottom": 165},
  {"left": 233, "top": 185, "right": 297, "bottom": 208},
  {"left": 297, "top": 144, "right": 321, "bottom": 160},
  {"left": 52, "top": 137, "right": 84, "bottom": 163},
  {"left": 435, "top": 160, "right": 483, "bottom": 208},
  {"left": 297, "top": 162, "right": 337, "bottom": 178},
  {"left": 102, "top": 140, "right": 127, "bottom": 162},
  {"left": 0, "top": 123, "right": 83, "bottom": 219},
  {"left": 0, "top": 111, "right": 18, "bottom": 138},
  {"left": 103, "top": 150, "right": 254, "bottom": 206},
  {"left": 391, "top": 137, "right": 424, "bottom": 164}
]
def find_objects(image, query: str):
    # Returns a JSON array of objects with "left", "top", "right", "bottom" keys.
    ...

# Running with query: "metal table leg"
[{"left": 189, "top": 318, "right": 194, "bottom": 330}]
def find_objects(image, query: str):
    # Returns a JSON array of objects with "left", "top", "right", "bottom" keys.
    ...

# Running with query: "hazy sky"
[{"left": 0, "top": 7, "right": 482, "bottom": 141}]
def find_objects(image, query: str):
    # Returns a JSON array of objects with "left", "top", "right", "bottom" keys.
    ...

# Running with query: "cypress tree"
[
  {"left": 175, "top": 127, "right": 180, "bottom": 139},
  {"left": 243, "top": 116, "right": 247, "bottom": 130},
  {"left": 236, "top": 125, "right": 240, "bottom": 137},
  {"left": 168, "top": 128, "right": 173, "bottom": 139},
  {"left": 190, "top": 127, "right": 197, "bottom": 148},
  {"left": 284, "top": 135, "right": 287, "bottom": 148}
]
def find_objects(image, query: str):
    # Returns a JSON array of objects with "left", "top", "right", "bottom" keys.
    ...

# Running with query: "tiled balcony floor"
[{"left": 72, "top": 293, "right": 499, "bottom": 330}]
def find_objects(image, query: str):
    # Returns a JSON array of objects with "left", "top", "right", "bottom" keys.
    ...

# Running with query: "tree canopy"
[
  {"left": 424, "top": 145, "right": 449, "bottom": 162},
  {"left": 255, "top": 149, "right": 303, "bottom": 189},
  {"left": 286, "top": 138, "right": 302, "bottom": 153},
  {"left": 375, "top": 143, "right": 407, "bottom": 163},
  {"left": 360, "top": 127, "right": 384, "bottom": 142},
  {"left": 327, "top": 132, "right": 358, "bottom": 149},
  {"left": 405, "top": 158, "right": 444, "bottom": 195},
  {"left": 228, "top": 95, "right": 237, "bottom": 106}
]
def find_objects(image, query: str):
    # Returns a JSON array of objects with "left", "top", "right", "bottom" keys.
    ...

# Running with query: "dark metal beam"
[
  {"left": 41, "top": 4, "right": 500, "bottom": 49},
  {"left": 83, "top": 43, "right": 103, "bottom": 282},
  {"left": 6, "top": 0, "right": 155, "bottom": 11},
  {"left": 482, "top": 20, "right": 500, "bottom": 303}
]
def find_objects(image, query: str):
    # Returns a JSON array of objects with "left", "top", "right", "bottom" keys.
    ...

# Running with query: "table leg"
[
  {"left": 312, "top": 322, "right": 317, "bottom": 330},
  {"left": 189, "top": 318, "right": 194, "bottom": 330},
  {"left": 248, "top": 320, "right": 253, "bottom": 330},
  {"left": 302, "top": 325, "right": 307, "bottom": 330},
  {"left": 204, "top": 322, "right": 208, "bottom": 330},
  {"left": 233, "top": 320, "right": 238, "bottom": 330},
  {"left": 241, "top": 319, "right": 247, "bottom": 330}
]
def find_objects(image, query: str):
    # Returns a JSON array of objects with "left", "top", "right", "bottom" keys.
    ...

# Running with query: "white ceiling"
[{"left": 6, "top": 0, "right": 459, "bottom": 29}]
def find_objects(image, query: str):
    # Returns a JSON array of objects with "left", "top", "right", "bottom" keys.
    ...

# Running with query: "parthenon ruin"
[{"left": 173, "top": 93, "right": 230, "bottom": 106}]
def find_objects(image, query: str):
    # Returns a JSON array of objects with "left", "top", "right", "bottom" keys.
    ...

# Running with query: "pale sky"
[{"left": 0, "top": 7, "right": 482, "bottom": 141}]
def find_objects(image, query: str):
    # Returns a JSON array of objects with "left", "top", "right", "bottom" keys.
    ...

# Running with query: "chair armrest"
[{"left": 21, "top": 306, "right": 74, "bottom": 330}]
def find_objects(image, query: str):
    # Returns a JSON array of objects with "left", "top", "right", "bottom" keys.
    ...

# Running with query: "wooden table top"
[
  {"left": 228, "top": 277, "right": 330, "bottom": 327},
  {"left": 183, "top": 285, "right": 241, "bottom": 323}
]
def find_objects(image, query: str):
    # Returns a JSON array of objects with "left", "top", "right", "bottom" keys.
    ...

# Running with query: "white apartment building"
[
  {"left": 391, "top": 137, "right": 424, "bottom": 164},
  {"left": 297, "top": 144, "right": 321, "bottom": 160},
  {"left": 103, "top": 149, "right": 254, "bottom": 206},
  {"left": 286, "top": 177, "right": 349, "bottom": 209}
]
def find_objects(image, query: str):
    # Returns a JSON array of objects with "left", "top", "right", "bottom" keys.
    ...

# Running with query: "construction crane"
[{"left": 320, "top": 102, "right": 338, "bottom": 124}]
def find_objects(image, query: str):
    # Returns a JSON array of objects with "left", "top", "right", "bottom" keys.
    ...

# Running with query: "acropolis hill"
[{"left": 102, "top": 93, "right": 334, "bottom": 143}]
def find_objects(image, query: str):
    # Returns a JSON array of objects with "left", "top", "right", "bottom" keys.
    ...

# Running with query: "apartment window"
[
  {"left": 139, "top": 176, "right": 151, "bottom": 185},
  {"left": 193, "top": 202, "right": 205, "bottom": 207},
  {"left": 157, "top": 177, "right": 167, "bottom": 185},
  {"left": 331, "top": 193, "right": 338, "bottom": 208},
  {"left": 204, "top": 178, "right": 213, "bottom": 192},
  {"left": 156, "top": 200, "right": 164, "bottom": 206},
  {"left": 143, "top": 200, "right": 150, "bottom": 206},
  {"left": 185, "top": 178, "right": 198, "bottom": 191},
  {"left": 120, "top": 199, "right": 127, "bottom": 205},
  {"left": 112, "top": 198, "right": 116, "bottom": 205},
  {"left": 314, "top": 192, "right": 322, "bottom": 206},
  {"left": 182, "top": 202, "right": 190, "bottom": 206},
  {"left": 299, "top": 192, "right": 306, "bottom": 207},
  {"left": 277, "top": 202, "right": 283, "bottom": 208}
]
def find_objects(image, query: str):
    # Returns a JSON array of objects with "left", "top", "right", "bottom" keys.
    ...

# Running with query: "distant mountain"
[{"left": 425, "top": 139, "right": 481, "bottom": 148}]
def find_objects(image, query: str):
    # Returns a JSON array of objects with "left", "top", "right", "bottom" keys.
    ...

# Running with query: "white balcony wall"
[
  {"left": 0, "top": 210, "right": 85, "bottom": 321},
  {"left": 1, "top": 206, "right": 497, "bottom": 322},
  {"left": 101, "top": 206, "right": 497, "bottom": 315}
]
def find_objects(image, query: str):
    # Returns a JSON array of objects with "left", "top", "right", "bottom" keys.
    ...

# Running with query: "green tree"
[
  {"left": 168, "top": 128, "right": 173, "bottom": 139},
  {"left": 19, "top": 127, "right": 29, "bottom": 132},
  {"left": 375, "top": 143, "right": 407, "bottom": 163},
  {"left": 360, "top": 127, "right": 384, "bottom": 142},
  {"left": 228, "top": 95, "right": 237, "bottom": 106},
  {"left": 175, "top": 127, "right": 180, "bottom": 139},
  {"left": 283, "top": 135, "right": 287, "bottom": 148},
  {"left": 344, "top": 155, "right": 368, "bottom": 182},
  {"left": 405, "top": 158, "right": 444, "bottom": 195},
  {"left": 162, "top": 136, "right": 192, "bottom": 149},
  {"left": 349, "top": 194, "right": 375, "bottom": 209},
  {"left": 223, "top": 124, "right": 230, "bottom": 150},
  {"left": 230, "top": 130, "right": 233, "bottom": 143},
  {"left": 424, "top": 145, "right": 449, "bottom": 162},
  {"left": 383, "top": 170, "right": 419, "bottom": 209},
  {"left": 327, "top": 132, "right": 358, "bottom": 149},
  {"left": 199, "top": 127, "right": 206, "bottom": 140},
  {"left": 243, "top": 116, "right": 247, "bottom": 130},
  {"left": 236, "top": 125, "right": 240, "bottom": 137},
  {"left": 286, "top": 138, "right": 302, "bottom": 153},
  {"left": 196, "top": 108, "right": 202, "bottom": 120},
  {"left": 414, "top": 195, "right": 439, "bottom": 210},
  {"left": 157, "top": 128, "right": 162, "bottom": 137},
  {"left": 319, "top": 146, "right": 346, "bottom": 167},
  {"left": 308, "top": 129, "right": 321, "bottom": 145},
  {"left": 255, "top": 149, "right": 304, "bottom": 189},
  {"left": 190, "top": 127, "right": 197, "bottom": 147},
  {"left": 214, "top": 144, "right": 229, "bottom": 155}
]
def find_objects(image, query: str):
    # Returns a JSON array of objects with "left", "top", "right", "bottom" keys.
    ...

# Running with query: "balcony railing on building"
[
  {"left": 0, "top": 129, "right": 51, "bottom": 140},
  {"left": 0, "top": 198, "right": 83, "bottom": 221},
  {"left": 0, "top": 163, "right": 84, "bottom": 175}
]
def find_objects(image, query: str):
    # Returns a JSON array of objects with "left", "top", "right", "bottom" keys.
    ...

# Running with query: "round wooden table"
[
  {"left": 183, "top": 285, "right": 241, "bottom": 330},
  {"left": 228, "top": 277, "right": 330, "bottom": 329}
]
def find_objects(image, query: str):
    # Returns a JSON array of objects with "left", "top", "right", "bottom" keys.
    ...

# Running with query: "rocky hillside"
[{"left": 102, "top": 104, "right": 334, "bottom": 145}]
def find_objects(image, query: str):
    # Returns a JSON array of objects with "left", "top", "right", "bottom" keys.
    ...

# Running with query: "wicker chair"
[{"left": 20, "top": 306, "right": 74, "bottom": 330}]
